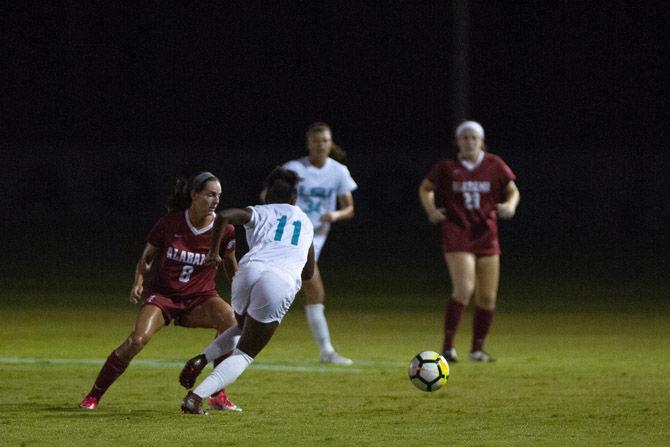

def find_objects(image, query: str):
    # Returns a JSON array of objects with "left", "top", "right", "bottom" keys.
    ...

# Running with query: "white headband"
[{"left": 455, "top": 120, "right": 485, "bottom": 139}]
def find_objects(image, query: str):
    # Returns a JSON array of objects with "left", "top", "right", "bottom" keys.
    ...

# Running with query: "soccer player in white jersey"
[
  {"left": 279, "top": 122, "right": 358, "bottom": 365},
  {"left": 180, "top": 167, "right": 315, "bottom": 414}
]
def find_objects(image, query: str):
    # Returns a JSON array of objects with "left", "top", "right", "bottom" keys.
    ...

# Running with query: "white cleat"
[
  {"left": 469, "top": 350, "right": 495, "bottom": 362},
  {"left": 320, "top": 351, "right": 353, "bottom": 365},
  {"left": 442, "top": 347, "right": 459, "bottom": 363}
]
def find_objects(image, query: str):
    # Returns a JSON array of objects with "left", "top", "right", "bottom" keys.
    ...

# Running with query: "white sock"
[
  {"left": 203, "top": 325, "right": 242, "bottom": 362},
  {"left": 193, "top": 348, "right": 253, "bottom": 398},
  {"left": 305, "top": 304, "right": 335, "bottom": 355}
]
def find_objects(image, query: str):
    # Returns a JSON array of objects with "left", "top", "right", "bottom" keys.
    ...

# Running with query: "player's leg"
[
  {"left": 469, "top": 255, "right": 499, "bottom": 362},
  {"left": 179, "top": 295, "right": 237, "bottom": 332},
  {"left": 182, "top": 270, "right": 291, "bottom": 414},
  {"left": 179, "top": 296, "right": 241, "bottom": 368},
  {"left": 178, "top": 296, "right": 240, "bottom": 367},
  {"left": 303, "top": 259, "right": 352, "bottom": 365},
  {"left": 441, "top": 252, "right": 477, "bottom": 361},
  {"left": 179, "top": 323, "right": 243, "bottom": 389},
  {"left": 178, "top": 268, "right": 256, "bottom": 400},
  {"left": 189, "top": 316, "right": 278, "bottom": 398},
  {"left": 181, "top": 316, "right": 276, "bottom": 415},
  {"left": 118, "top": 304, "right": 168, "bottom": 359},
  {"left": 178, "top": 297, "right": 241, "bottom": 410},
  {"left": 80, "top": 304, "right": 166, "bottom": 409},
  {"left": 179, "top": 296, "right": 240, "bottom": 362}
]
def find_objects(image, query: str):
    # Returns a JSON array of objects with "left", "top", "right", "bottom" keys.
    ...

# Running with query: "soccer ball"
[{"left": 408, "top": 351, "right": 450, "bottom": 392}]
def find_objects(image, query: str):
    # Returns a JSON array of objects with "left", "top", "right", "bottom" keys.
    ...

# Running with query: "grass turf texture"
[{"left": 1, "top": 278, "right": 668, "bottom": 446}]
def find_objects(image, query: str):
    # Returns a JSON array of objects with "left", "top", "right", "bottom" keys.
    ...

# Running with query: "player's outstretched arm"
[
  {"left": 207, "top": 208, "right": 253, "bottom": 266},
  {"left": 130, "top": 243, "right": 158, "bottom": 304}
]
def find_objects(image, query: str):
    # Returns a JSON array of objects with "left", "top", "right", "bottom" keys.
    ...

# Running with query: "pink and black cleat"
[
  {"left": 79, "top": 396, "right": 98, "bottom": 410},
  {"left": 208, "top": 390, "right": 242, "bottom": 412}
]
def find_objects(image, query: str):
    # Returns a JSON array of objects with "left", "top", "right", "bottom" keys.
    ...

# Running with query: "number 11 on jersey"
[{"left": 274, "top": 215, "right": 302, "bottom": 246}]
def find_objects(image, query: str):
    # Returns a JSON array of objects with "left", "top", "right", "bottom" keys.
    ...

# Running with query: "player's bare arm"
[
  {"left": 496, "top": 181, "right": 520, "bottom": 219},
  {"left": 322, "top": 192, "right": 354, "bottom": 223},
  {"left": 207, "top": 208, "right": 253, "bottom": 266},
  {"left": 419, "top": 178, "right": 446, "bottom": 224},
  {"left": 302, "top": 244, "right": 316, "bottom": 280},
  {"left": 130, "top": 243, "right": 158, "bottom": 304},
  {"left": 221, "top": 250, "right": 238, "bottom": 282}
]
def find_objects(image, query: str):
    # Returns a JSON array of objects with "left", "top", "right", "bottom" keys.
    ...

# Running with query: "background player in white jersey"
[
  {"left": 180, "top": 167, "right": 315, "bottom": 414},
  {"left": 276, "top": 122, "right": 358, "bottom": 365}
]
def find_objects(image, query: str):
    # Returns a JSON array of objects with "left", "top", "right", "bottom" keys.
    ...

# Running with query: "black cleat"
[
  {"left": 181, "top": 391, "right": 207, "bottom": 415},
  {"left": 179, "top": 354, "right": 207, "bottom": 389}
]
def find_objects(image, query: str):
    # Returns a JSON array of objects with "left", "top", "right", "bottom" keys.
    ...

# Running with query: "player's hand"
[
  {"left": 129, "top": 285, "right": 143, "bottom": 304},
  {"left": 320, "top": 212, "right": 337, "bottom": 223},
  {"left": 496, "top": 202, "right": 516, "bottom": 219},
  {"left": 205, "top": 253, "right": 223, "bottom": 268},
  {"left": 428, "top": 208, "right": 446, "bottom": 224}
]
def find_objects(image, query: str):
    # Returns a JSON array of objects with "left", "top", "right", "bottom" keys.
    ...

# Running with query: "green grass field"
[{"left": 1, "top": 273, "right": 668, "bottom": 446}]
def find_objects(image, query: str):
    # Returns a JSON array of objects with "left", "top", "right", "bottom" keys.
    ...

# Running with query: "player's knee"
[
  {"left": 476, "top": 292, "right": 497, "bottom": 308},
  {"left": 218, "top": 307, "right": 237, "bottom": 328},
  {"left": 306, "top": 294, "right": 324, "bottom": 305},
  {"left": 214, "top": 316, "right": 236, "bottom": 333},
  {"left": 127, "top": 334, "right": 150, "bottom": 351},
  {"left": 304, "top": 287, "right": 325, "bottom": 304},
  {"left": 452, "top": 286, "right": 475, "bottom": 303}
]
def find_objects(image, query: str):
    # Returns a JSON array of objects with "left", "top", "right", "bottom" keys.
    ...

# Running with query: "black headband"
[{"left": 192, "top": 171, "right": 216, "bottom": 191}]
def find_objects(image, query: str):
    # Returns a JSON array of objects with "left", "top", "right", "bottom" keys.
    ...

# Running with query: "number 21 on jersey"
[
  {"left": 274, "top": 215, "right": 302, "bottom": 245},
  {"left": 463, "top": 191, "right": 480, "bottom": 210}
]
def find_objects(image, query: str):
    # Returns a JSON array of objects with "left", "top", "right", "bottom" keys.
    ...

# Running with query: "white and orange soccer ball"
[{"left": 408, "top": 351, "right": 450, "bottom": 392}]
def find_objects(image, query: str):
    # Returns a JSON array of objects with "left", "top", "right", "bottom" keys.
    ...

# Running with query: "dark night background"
[{"left": 2, "top": 2, "right": 667, "bottom": 297}]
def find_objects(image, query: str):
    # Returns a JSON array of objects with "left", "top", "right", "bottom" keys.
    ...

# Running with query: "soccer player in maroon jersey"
[
  {"left": 79, "top": 172, "right": 240, "bottom": 410},
  {"left": 419, "top": 121, "right": 520, "bottom": 363}
]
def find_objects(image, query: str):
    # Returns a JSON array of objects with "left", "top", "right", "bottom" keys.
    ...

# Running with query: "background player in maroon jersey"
[
  {"left": 79, "top": 172, "right": 240, "bottom": 410},
  {"left": 419, "top": 121, "right": 520, "bottom": 363}
]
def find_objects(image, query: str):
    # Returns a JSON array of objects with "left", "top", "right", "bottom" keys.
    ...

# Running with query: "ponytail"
[
  {"left": 167, "top": 177, "right": 190, "bottom": 211},
  {"left": 329, "top": 143, "right": 347, "bottom": 163}
]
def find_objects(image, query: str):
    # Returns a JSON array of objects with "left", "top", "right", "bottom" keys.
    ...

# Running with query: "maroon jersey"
[
  {"left": 426, "top": 152, "right": 516, "bottom": 256},
  {"left": 145, "top": 210, "right": 236, "bottom": 300}
]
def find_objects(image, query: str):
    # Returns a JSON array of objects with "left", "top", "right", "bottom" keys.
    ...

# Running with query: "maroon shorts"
[
  {"left": 442, "top": 223, "right": 500, "bottom": 257},
  {"left": 142, "top": 292, "right": 220, "bottom": 326}
]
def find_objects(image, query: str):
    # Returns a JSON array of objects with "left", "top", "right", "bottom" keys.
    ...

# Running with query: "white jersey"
[
  {"left": 239, "top": 203, "right": 314, "bottom": 282},
  {"left": 282, "top": 157, "right": 357, "bottom": 234}
]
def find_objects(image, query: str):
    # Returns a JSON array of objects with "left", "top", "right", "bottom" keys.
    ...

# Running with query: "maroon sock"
[
  {"left": 87, "top": 351, "right": 130, "bottom": 400},
  {"left": 442, "top": 298, "right": 466, "bottom": 351},
  {"left": 472, "top": 306, "right": 495, "bottom": 352}
]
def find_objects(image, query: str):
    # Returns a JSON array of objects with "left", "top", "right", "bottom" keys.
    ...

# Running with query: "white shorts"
[
  {"left": 313, "top": 226, "right": 329, "bottom": 261},
  {"left": 231, "top": 264, "right": 302, "bottom": 323}
]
